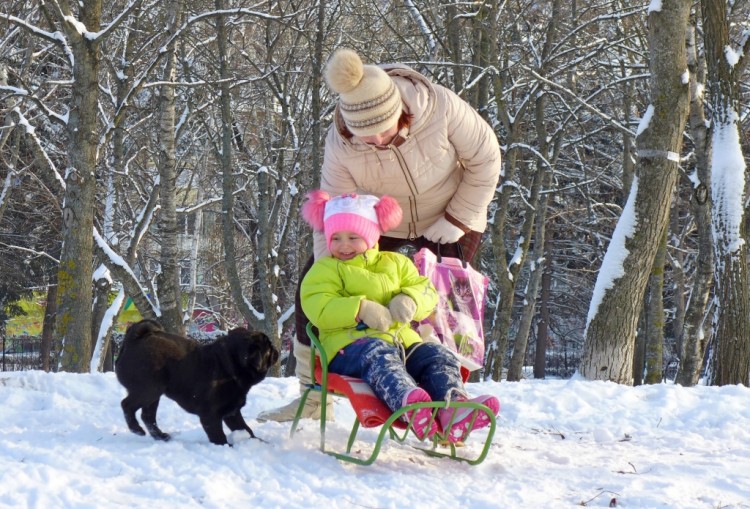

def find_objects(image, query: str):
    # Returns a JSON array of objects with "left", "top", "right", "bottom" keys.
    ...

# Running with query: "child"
[{"left": 300, "top": 190, "right": 499, "bottom": 442}]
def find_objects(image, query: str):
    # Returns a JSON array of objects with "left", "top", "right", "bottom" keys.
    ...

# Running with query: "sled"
[{"left": 289, "top": 324, "right": 496, "bottom": 466}]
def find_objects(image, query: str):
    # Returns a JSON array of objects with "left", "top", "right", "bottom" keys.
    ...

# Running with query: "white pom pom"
[{"left": 325, "top": 48, "right": 364, "bottom": 94}]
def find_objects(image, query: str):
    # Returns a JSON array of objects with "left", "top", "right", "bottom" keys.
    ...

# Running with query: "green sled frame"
[{"left": 289, "top": 323, "right": 496, "bottom": 466}]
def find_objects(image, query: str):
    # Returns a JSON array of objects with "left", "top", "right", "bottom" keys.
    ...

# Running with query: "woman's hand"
[{"left": 422, "top": 217, "right": 465, "bottom": 244}]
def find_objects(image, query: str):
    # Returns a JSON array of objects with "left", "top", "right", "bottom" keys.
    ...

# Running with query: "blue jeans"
[{"left": 328, "top": 338, "right": 465, "bottom": 413}]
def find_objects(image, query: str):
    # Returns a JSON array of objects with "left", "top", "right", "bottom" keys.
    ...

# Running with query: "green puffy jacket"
[{"left": 300, "top": 246, "right": 438, "bottom": 363}]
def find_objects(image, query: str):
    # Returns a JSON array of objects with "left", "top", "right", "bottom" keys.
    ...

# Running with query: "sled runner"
[{"left": 289, "top": 324, "right": 496, "bottom": 466}]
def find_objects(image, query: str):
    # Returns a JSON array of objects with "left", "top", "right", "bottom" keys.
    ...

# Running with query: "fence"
[{"left": 0, "top": 335, "right": 118, "bottom": 372}]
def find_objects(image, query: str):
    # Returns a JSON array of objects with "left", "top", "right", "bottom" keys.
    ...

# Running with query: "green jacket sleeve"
[{"left": 300, "top": 260, "right": 362, "bottom": 330}]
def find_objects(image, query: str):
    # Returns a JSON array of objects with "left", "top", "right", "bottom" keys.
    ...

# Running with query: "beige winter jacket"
[{"left": 315, "top": 64, "right": 502, "bottom": 259}]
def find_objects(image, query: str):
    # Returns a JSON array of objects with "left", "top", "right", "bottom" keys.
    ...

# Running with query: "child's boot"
[
  {"left": 402, "top": 388, "right": 438, "bottom": 440},
  {"left": 438, "top": 394, "right": 500, "bottom": 443}
]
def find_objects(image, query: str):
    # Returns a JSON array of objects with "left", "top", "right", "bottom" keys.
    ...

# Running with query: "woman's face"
[
  {"left": 329, "top": 231, "right": 369, "bottom": 261},
  {"left": 357, "top": 121, "right": 400, "bottom": 147}
]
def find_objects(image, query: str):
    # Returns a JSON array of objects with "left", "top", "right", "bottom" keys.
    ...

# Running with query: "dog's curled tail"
[{"left": 123, "top": 319, "right": 164, "bottom": 343}]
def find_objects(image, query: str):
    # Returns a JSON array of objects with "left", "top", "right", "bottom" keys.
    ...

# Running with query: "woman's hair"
[{"left": 340, "top": 110, "right": 413, "bottom": 140}]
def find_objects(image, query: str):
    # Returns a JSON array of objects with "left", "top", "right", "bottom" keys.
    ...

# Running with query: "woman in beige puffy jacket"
[{"left": 257, "top": 48, "right": 502, "bottom": 423}]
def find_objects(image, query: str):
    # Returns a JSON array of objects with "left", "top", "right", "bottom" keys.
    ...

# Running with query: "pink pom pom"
[
  {"left": 301, "top": 190, "right": 330, "bottom": 231},
  {"left": 374, "top": 195, "right": 403, "bottom": 233}
]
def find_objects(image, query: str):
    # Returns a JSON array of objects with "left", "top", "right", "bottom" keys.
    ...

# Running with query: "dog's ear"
[{"left": 246, "top": 333, "right": 277, "bottom": 372}]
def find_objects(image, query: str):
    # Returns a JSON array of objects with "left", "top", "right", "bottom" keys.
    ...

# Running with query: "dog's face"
[{"left": 225, "top": 328, "right": 279, "bottom": 376}]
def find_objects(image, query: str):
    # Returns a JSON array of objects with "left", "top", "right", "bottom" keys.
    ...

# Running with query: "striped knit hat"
[{"left": 324, "top": 49, "right": 402, "bottom": 137}]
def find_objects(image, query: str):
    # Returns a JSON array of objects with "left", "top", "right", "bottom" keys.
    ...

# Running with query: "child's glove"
[
  {"left": 422, "top": 217, "right": 465, "bottom": 244},
  {"left": 358, "top": 300, "right": 393, "bottom": 331},
  {"left": 388, "top": 294, "right": 417, "bottom": 323}
]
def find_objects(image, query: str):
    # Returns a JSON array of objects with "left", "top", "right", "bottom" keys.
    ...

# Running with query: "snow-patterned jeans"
[{"left": 328, "top": 338, "right": 465, "bottom": 413}]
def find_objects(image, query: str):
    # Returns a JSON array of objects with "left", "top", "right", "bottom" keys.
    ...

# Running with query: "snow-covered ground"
[{"left": 1, "top": 370, "right": 748, "bottom": 508}]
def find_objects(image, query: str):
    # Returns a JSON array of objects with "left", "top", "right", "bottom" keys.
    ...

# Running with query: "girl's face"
[
  {"left": 329, "top": 231, "right": 369, "bottom": 260},
  {"left": 357, "top": 121, "right": 400, "bottom": 147}
]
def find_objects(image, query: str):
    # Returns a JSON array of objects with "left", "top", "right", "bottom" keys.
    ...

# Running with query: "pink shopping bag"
[{"left": 413, "top": 247, "right": 489, "bottom": 371}]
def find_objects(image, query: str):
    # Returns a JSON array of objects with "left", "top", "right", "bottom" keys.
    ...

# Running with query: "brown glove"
[
  {"left": 388, "top": 294, "right": 417, "bottom": 323},
  {"left": 358, "top": 300, "right": 393, "bottom": 331}
]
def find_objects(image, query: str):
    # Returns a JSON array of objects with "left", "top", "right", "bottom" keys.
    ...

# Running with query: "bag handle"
[{"left": 435, "top": 243, "right": 468, "bottom": 269}]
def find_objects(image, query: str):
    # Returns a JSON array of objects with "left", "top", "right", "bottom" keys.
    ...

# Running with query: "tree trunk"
[
  {"left": 486, "top": 0, "right": 561, "bottom": 380},
  {"left": 215, "top": 0, "right": 259, "bottom": 338},
  {"left": 580, "top": 0, "right": 691, "bottom": 383},
  {"left": 633, "top": 305, "right": 646, "bottom": 386},
  {"left": 644, "top": 228, "right": 667, "bottom": 384},
  {"left": 155, "top": 0, "right": 185, "bottom": 335},
  {"left": 508, "top": 179, "right": 550, "bottom": 381},
  {"left": 58, "top": 1, "right": 102, "bottom": 373},
  {"left": 702, "top": 0, "right": 750, "bottom": 386},
  {"left": 675, "top": 16, "right": 713, "bottom": 386},
  {"left": 90, "top": 270, "right": 113, "bottom": 373},
  {"left": 41, "top": 282, "right": 57, "bottom": 372},
  {"left": 534, "top": 229, "right": 552, "bottom": 379}
]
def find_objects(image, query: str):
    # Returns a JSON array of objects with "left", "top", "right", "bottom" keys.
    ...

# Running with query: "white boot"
[{"left": 256, "top": 338, "right": 334, "bottom": 422}]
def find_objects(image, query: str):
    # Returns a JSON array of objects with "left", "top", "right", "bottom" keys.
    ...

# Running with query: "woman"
[{"left": 257, "top": 48, "right": 501, "bottom": 423}]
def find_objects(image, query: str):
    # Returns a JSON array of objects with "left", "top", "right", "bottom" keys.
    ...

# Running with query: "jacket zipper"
[{"left": 388, "top": 144, "right": 419, "bottom": 239}]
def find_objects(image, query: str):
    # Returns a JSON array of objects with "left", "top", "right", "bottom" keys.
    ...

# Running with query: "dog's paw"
[{"left": 227, "top": 430, "right": 254, "bottom": 446}]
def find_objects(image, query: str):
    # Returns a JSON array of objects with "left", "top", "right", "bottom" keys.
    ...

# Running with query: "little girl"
[{"left": 300, "top": 190, "right": 499, "bottom": 442}]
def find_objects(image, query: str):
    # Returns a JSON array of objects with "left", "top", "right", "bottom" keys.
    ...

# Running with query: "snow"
[
  {"left": 711, "top": 111, "right": 747, "bottom": 254},
  {"left": 63, "top": 15, "right": 88, "bottom": 36},
  {"left": 647, "top": 0, "right": 662, "bottom": 13},
  {"left": 1, "top": 370, "right": 748, "bottom": 508},
  {"left": 635, "top": 105, "right": 654, "bottom": 137},
  {"left": 725, "top": 45, "right": 740, "bottom": 67},
  {"left": 586, "top": 176, "right": 638, "bottom": 331}
]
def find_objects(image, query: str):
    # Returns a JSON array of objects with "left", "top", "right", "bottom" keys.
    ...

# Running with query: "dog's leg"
[
  {"left": 141, "top": 399, "right": 171, "bottom": 441},
  {"left": 223, "top": 411, "right": 257, "bottom": 439},
  {"left": 121, "top": 396, "right": 146, "bottom": 436},
  {"left": 199, "top": 415, "right": 229, "bottom": 445}
]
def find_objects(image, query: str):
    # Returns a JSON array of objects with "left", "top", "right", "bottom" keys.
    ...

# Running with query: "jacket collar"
[{"left": 335, "top": 245, "right": 381, "bottom": 267}]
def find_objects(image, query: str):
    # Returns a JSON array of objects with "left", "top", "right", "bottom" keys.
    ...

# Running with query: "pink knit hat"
[{"left": 302, "top": 191, "right": 403, "bottom": 251}]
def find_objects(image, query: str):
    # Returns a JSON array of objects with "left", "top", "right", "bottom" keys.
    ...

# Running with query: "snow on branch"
[
  {"left": 93, "top": 227, "right": 160, "bottom": 316},
  {"left": 84, "top": 0, "right": 150, "bottom": 42},
  {"left": 0, "top": 242, "right": 60, "bottom": 264},
  {"left": 0, "top": 13, "right": 75, "bottom": 68},
  {"left": 12, "top": 108, "right": 67, "bottom": 189},
  {"left": 404, "top": 0, "right": 437, "bottom": 61}
]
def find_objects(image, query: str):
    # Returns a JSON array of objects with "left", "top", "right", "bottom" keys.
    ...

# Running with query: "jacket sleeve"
[
  {"left": 300, "top": 261, "right": 362, "bottom": 330},
  {"left": 439, "top": 85, "right": 502, "bottom": 232},
  {"left": 390, "top": 254, "right": 438, "bottom": 322}
]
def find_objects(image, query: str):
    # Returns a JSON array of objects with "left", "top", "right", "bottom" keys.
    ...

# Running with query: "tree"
[
  {"left": 154, "top": 0, "right": 186, "bottom": 335},
  {"left": 580, "top": 0, "right": 691, "bottom": 383},
  {"left": 51, "top": 0, "right": 104, "bottom": 372},
  {"left": 675, "top": 15, "right": 713, "bottom": 386},
  {"left": 702, "top": 0, "right": 750, "bottom": 386}
]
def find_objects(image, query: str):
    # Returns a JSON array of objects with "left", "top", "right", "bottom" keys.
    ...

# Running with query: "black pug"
[{"left": 115, "top": 319, "right": 278, "bottom": 446}]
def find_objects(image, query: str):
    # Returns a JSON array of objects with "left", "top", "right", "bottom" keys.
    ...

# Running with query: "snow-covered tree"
[
  {"left": 580, "top": 0, "right": 691, "bottom": 384},
  {"left": 702, "top": 0, "right": 750, "bottom": 386}
]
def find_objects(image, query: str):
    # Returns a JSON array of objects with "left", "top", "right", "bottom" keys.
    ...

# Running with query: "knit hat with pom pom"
[
  {"left": 324, "top": 48, "right": 402, "bottom": 137},
  {"left": 302, "top": 190, "right": 403, "bottom": 252}
]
